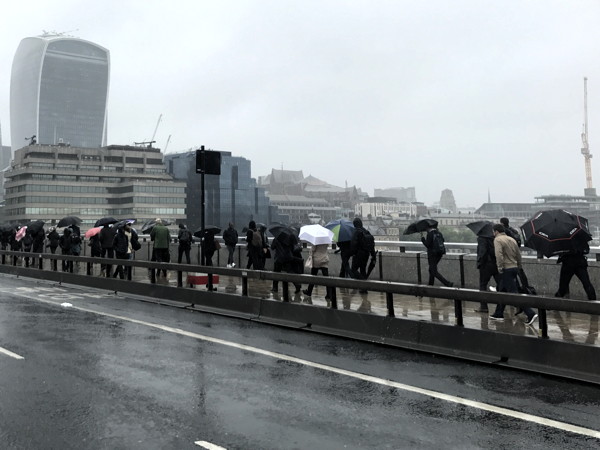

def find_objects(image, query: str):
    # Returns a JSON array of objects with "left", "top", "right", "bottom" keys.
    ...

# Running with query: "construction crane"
[
  {"left": 163, "top": 134, "right": 172, "bottom": 153},
  {"left": 581, "top": 77, "right": 594, "bottom": 192},
  {"left": 151, "top": 114, "right": 162, "bottom": 143}
]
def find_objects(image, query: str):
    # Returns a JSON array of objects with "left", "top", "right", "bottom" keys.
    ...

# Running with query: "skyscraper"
[{"left": 10, "top": 34, "right": 110, "bottom": 153}]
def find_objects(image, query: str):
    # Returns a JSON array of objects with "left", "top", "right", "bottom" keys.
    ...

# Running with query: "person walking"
[
  {"left": 336, "top": 240, "right": 353, "bottom": 279},
  {"left": 177, "top": 223, "right": 193, "bottom": 264},
  {"left": 59, "top": 228, "right": 73, "bottom": 272},
  {"left": 112, "top": 222, "right": 139, "bottom": 279},
  {"left": 201, "top": 232, "right": 217, "bottom": 266},
  {"left": 223, "top": 222, "right": 239, "bottom": 268},
  {"left": 150, "top": 218, "right": 171, "bottom": 277},
  {"left": 303, "top": 244, "right": 332, "bottom": 299},
  {"left": 421, "top": 225, "right": 453, "bottom": 287},
  {"left": 554, "top": 246, "right": 596, "bottom": 300},
  {"left": 47, "top": 227, "right": 60, "bottom": 254},
  {"left": 474, "top": 233, "right": 499, "bottom": 313},
  {"left": 270, "top": 232, "right": 303, "bottom": 294},
  {"left": 500, "top": 217, "right": 522, "bottom": 247},
  {"left": 246, "top": 221, "right": 264, "bottom": 270},
  {"left": 70, "top": 229, "right": 82, "bottom": 272},
  {"left": 21, "top": 230, "right": 33, "bottom": 267},
  {"left": 349, "top": 218, "right": 376, "bottom": 293},
  {"left": 489, "top": 224, "right": 538, "bottom": 325},
  {"left": 99, "top": 224, "right": 116, "bottom": 277}
]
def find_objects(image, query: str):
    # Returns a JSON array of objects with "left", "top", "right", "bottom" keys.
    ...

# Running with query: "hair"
[
  {"left": 179, "top": 223, "right": 185, "bottom": 229},
  {"left": 248, "top": 220, "right": 256, "bottom": 229},
  {"left": 500, "top": 217, "right": 509, "bottom": 227},
  {"left": 493, "top": 224, "right": 506, "bottom": 233},
  {"left": 352, "top": 217, "right": 363, "bottom": 228},
  {"left": 155, "top": 218, "right": 162, "bottom": 224}
]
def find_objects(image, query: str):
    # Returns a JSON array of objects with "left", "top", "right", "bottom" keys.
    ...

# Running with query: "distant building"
[
  {"left": 10, "top": 34, "right": 110, "bottom": 153},
  {"left": 266, "top": 193, "right": 341, "bottom": 225},
  {"left": 3, "top": 144, "right": 185, "bottom": 228},
  {"left": 374, "top": 186, "right": 417, "bottom": 203},
  {"left": 164, "top": 150, "right": 279, "bottom": 232},
  {"left": 439, "top": 188, "right": 457, "bottom": 213}
]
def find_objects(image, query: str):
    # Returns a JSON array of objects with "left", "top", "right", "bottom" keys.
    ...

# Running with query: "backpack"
[
  {"left": 505, "top": 226, "right": 522, "bottom": 247},
  {"left": 362, "top": 230, "right": 375, "bottom": 254},
  {"left": 179, "top": 229, "right": 192, "bottom": 243},
  {"left": 252, "top": 230, "right": 263, "bottom": 248},
  {"left": 431, "top": 230, "right": 446, "bottom": 255}
]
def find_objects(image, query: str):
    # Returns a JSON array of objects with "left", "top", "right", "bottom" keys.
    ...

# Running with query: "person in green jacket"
[{"left": 150, "top": 218, "right": 171, "bottom": 277}]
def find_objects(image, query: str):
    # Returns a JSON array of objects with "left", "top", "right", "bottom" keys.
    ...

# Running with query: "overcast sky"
[{"left": 2, "top": 1, "right": 600, "bottom": 207}]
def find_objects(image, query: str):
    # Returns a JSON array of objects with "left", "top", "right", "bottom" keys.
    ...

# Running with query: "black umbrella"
[
  {"left": 57, "top": 216, "right": 81, "bottom": 228},
  {"left": 95, "top": 217, "right": 118, "bottom": 227},
  {"left": 466, "top": 220, "right": 495, "bottom": 238},
  {"left": 193, "top": 225, "right": 221, "bottom": 238},
  {"left": 268, "top": 223, "right": 297, "bottom": 239},
  {"left": 520, "top": 209, "right": 592, "bottom": 257},
  {"left": 403, "top": 219, "right": 438, "bottom": 235},
  {"left": 114, "top": 219, "right": 135, "bottom": 229},
  {"left": 0, "top": 223, "right": 17, "bottom": 234},
  {"left": 24, "top": 220, "right": 45, "bottom": 235}
]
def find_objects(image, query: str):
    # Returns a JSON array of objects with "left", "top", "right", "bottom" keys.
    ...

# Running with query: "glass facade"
[{"left": 10, "top": 35, "right": 109, "bottom": 153}]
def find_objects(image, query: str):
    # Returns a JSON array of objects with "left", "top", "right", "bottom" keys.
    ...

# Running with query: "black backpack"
[
  {"left": 362, "top": 230, "right": 375, "bottom": 254},
  {"left": 431, "top": 230, "right": 446, "bottom": 255},
  {"left": 179, "top": 229, "right": 192, "bottom": 243},
  {"left": 505, "top": 226, "right": 522, "bottom": 247}
]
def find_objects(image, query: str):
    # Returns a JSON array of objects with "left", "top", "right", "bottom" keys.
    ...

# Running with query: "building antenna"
[{"left": 581, "top": 77, "right": 596, "bottom": 195}]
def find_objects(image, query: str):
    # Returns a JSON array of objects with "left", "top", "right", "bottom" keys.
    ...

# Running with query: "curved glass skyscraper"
[{"left": 10, "top": 34, "right": 110, "bottom": 153}]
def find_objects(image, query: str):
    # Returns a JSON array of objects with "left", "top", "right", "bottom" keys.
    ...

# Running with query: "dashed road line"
[
  {"left": 194, "top": 440, "right": 227, "bottom": 449},
  {"left": 0, "top": 346, "right": 24, "bottom": 360}
]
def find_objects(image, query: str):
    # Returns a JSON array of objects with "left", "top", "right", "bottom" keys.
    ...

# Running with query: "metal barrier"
[{"left": 1, "top": 249, "right": 599, "bottom": 385}]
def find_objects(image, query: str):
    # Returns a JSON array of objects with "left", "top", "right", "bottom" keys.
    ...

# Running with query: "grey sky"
[{"left": 2, "top": 1, "right": 600, "bottom": 207}]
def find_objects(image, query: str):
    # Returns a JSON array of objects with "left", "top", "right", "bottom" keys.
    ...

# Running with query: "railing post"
[
  {"left": 241, "top": 272, "right": 248, "bottom": 296},
  {"left": 454, "top": 299, "right": 464, "bottom": 327},
  {"left": 416, "top": 253, "right": 422, "bottom": 284},
  {"left": 378, "top": 253, "right": 383, "bottom": 281},
  {"left": 459, "top": 254, "right": 465, "bottom": 288},
  {"left": 208, "top": 273, "right": 214, "bottom": 291},
  {"left": 38, "top": 256, "right": 43, "bottom": 270},
  {"left": 386, "top": 292, "right": 395, "bottom": 317},
  {"left": 330, "top": 287, "right": 338, "bottom": 309},
  {"left": 282, "top": 282, "right": 289, "bottom": 302},
  {"left": 86, "top": 261, "right": 92, "bottom": 276},
  {"left": 177, "top": 270, "right": 183, "bottom": 288},
  {"left": 539, "top": 308, "right": 548, "bottom": 338}
]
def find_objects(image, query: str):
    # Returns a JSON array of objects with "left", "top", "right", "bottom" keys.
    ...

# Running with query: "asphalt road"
[{"left": 0, "top": 274, "right": 599, "bottom": 449}]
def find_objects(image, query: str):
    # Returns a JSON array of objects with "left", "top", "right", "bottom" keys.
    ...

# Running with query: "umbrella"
[
  {"left": 366, "top": 251, "right": 378, "bottom": 278},
  {"left": 466, "top": 220, "right": 495, "bottom": 238},
  {"left": 57, "top": 216, "right": 81, "bottom": 228},
  {"left": 256, "top": 223, "right": 267, "bottom": 232},
  {"left": 403, "top": 219, "right": 438, "bottom": 235},
  {"left": 15, "top": 226, "right": 26, "bottom": 241},
  {"left": 84, "top": 227, "right": 102, "bottom": 239},
  {"left": 324, "top": 219, "right": 355, "bottom": 242},
  {"left": 268, "top": 223, "right": 298, "bottom": 247},
  {"left": 0, "top": 223, "right": 16, "bottom": 234},
  {"left": 95, "top": 217, "right": 118, "bottom": 227},
  {"left": 193, "top": 225, "right": 221, "bottom": 238},
  {"left": 141, "top": 219, "right": 172, "bottom": 233},
  {"left": 299, "top": 224, "right": 334, "bottom": 245},
  {"left": 114, "top": 219, "right": 135, "bottom": 229},
  {"left": 520, "top": 209, "right": 592, "bottom": 258},
  {"left": 24, "top": 220, "right": 45, "bottom": 235}
]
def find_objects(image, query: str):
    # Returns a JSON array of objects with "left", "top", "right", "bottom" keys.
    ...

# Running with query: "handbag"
[
  {"left": 214, "top": 239, "right": 221, "bottom": 250},
  {"left": 305, "top": 255, "right": 313, "bottom": 268}
]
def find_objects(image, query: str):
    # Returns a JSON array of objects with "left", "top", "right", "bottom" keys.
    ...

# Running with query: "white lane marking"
[
  {"left": 194, "top": 441, "right": 227, "bottom": 449},
  {"left": 8, "top": 291, "right": 600, "bottom": 440},
  {"left": 0, "top": 346, "right": 24, "bottom": 360}
]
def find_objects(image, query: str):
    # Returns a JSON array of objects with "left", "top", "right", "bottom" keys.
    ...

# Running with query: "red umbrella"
[
  {"left": 15, "top": 227, "right": 27, "bottom": 241},
  {"left": 85, "top": 227, "right": 102, "bottom": 239}
]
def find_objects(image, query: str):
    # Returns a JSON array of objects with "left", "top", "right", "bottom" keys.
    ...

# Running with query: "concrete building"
[
  {"left": 164, "top": 150, "right": 279, "bottom": 232},
  {"left": 4, "top": 144, "right": 185, "bottom": 228},
  {"left": 10, "top": 34, "right": 110, "bottom": 153},
  {"left": 439, "top": 188, "right": 457, "bottom": 213},
  {"left": 374, "top": 186, "right": 417, "bottom": 203}
]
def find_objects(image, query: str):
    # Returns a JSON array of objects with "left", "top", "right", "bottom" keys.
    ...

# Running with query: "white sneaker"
[
  {"left": 231, "top": 262, "right": 235, "bottom": 267},
  {"left": 226, "top": 264, "right": 231, "bottom": 268}
]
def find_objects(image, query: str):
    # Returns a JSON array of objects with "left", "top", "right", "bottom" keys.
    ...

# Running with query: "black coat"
[
  {"left": 99, "top": 226, "right": 116, "bottom": 249},
  {"left": 47, "top": 230, "right": 60, "bottom": 248},
  {"left": 476, "top": 236, "right": 497, "bottom": 270},
  {"left": 223, "top": 227, "right": 239, "bottom": 246}
]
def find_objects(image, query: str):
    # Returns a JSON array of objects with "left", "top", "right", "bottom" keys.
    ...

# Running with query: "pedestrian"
[
  {"left": 112, "top": 222, "right": 139, "bottom": 279},
  {"left": 47, "top": 227, "right": 59, "bottom": 254},
  {"left": 246, "top": 221, "right": 264, "bottom": 270},
  {"left": 421, "top": 225, "right": 453, "bottom": 287},
  {"left": 70, "top": 228, "right": 82, "bottom": 272},
  {"left": 474, "top": 233, "right": 499, "bottom": 313},
  {"left": 489, "top": 224, "right": 538, "bottom": 325},
  {"left": 223, "top": 222, "right": 239, "bottom": 268},
  {"left": 59, "top": 228, "right": 73, "bottom": 272},
  {"left": 303, "top": 244, "right": 332, "bottom": 299},
  {"left": 22, "top": 229, "right": 33, "bottom": 267},
  {"left": 350, "top": 218, "right": 376, "bottom": 293},
  {"left": 89, "top": 232, "right": 102, "bottom": 258},
  {"left": 270, "top": 231, "right": 303, "bottom": 293},
  {"left": 99, "top": 224, "right": 116, "bottom": 277},
  {"left": 201, "top": 232, "right": 218, "bottom": 266},
  {"left": 335, "top": 240, "right": 353, "bottom": 278},
  {"left": 554, "top": 247, "right": 596, "bottom": 300},
  {"left": 500, "top": 217, "right": 522, "bottom": 247},
  {"left": 150, "top": 218, "right": 170, "bottom": 277},
  {"left": 177, "top": 223, "right": 193, "bottom": 264}
]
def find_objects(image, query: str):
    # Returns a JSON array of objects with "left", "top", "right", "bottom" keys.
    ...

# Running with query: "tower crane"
[
  {"left": 151, "top": 114, "right": 162, "bottom": 143},
  {"left": 163, "top": 135, "right": 172, "bottom": 153},
  {"left": 581, "top": 77, "right": 595, "bottom": 194}
]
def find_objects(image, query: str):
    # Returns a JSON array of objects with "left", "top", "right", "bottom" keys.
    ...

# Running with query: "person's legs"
[
  {"left": 555, "top": 263, "right": 574, "bottom": 297},
  {"left": 575, "top": 266, "right": 597, "bottom": 300},
  {"left": 185, "top": 247, "right": 191, "bottom": 265},
  {"left": 227, "top": 245, "right": 235, "bottom": 265},
  {"left": 491, "top": 269, "right": 518, "bottom": 318},
  {"left": 178, "top": 246, "right": 184, "bottom": 264},
  {"left": 304, "top": 267, "right": 319, "bottom": 295},
  {"left": 272, "top": 261, "right": 282, "bottom": 291}
]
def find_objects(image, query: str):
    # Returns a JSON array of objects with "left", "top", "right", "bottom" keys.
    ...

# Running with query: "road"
[{"left": 0, "top": 274, "right": 598, "bottom": 449}]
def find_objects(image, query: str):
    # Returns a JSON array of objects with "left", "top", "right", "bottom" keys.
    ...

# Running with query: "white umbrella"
[{"left": 299, "top": 224, "right": 334, "bottom": 245}]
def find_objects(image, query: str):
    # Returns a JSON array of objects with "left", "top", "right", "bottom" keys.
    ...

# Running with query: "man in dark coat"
[
  {"left": 350, "top": 218, "right": 376, "bottom": 293},
  {"left": 421, "top": 225, "right": 453, "bottom": 287},
  {"left": 223, "top": 222, "right": 239, "bottom": 268},
  {"left": 475, "top": 234, "right": 499, "bottom": 313},
  {"left": 177, "top": 223, "right": 192, "bottom": 264},
  {"left": 245, "top": 221, "right": 264, "bottom": 270},
  {"left": 555, "top": 247, "right": 596, "bottom": 300},
  {"left": 270, "top": 232, "right": 302, "bottom": 293},
  {"left": 99, "top": 224, "right": 116, "bottom": 277}
]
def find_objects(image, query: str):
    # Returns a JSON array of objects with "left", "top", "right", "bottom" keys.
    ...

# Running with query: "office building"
[
  {"left": 4, "top": 144, "right": 186, "bottom": 228},
  {"left": 164, "top": 150, "right": 280, "bottom": 231},
  {"left": 10, "top": 34, "right": 110, "bottom": 153}
]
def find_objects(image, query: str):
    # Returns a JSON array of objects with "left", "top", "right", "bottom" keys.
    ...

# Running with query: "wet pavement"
[{"left": 0, "top": 274, "right": 599, "bottom": 449}]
